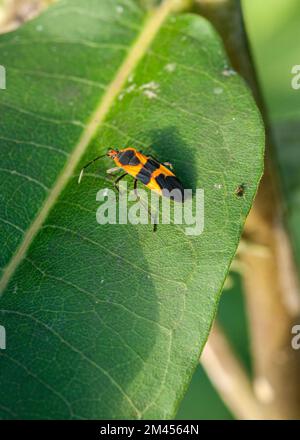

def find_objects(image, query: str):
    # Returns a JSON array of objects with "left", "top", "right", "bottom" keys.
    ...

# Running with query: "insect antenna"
[{"left": 78, "top": 154, "right": 108, "bottom": 184}]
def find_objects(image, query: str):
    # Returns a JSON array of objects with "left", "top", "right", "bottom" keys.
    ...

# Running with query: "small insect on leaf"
[{"left": 235, "top": 183, "right": 246, "bottom": 197}]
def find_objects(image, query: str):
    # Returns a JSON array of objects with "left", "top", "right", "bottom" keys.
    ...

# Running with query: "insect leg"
[
  {"left": 133, "top": 178, "right": 139, "bottom": 199},
  {"left": 106, "top": 167, "right": 121, "bottom": 174},
  {"left": 114, "top": 173, "right": 128, "bottom": 193},
  {"left": 78, "top": 154, "right": 107, "bottom": 183},
  {"left": 134, "top": 179, "right": 158, "bottom": 232},
  {"left": 163, "top": 161, "right": 173, "bottom": 170}
]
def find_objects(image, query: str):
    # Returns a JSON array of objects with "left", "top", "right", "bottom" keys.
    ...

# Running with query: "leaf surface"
[{"left": 0, "top": 0, "right": 264, "bottom": 419}]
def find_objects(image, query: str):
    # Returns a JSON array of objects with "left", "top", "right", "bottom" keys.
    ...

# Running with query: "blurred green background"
[{"left": 177, "top": 0, "right": 300, "bottom": 419}]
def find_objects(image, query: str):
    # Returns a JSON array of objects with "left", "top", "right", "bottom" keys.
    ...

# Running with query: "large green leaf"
[{"left": 0, "top": 0, "right": 264, "bottom": 419}]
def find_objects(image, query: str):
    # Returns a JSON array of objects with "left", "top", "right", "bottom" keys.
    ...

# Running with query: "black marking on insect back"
[
  {"left": 155, "top": 173, "right": 166, "bottom": 190},
  {"left": 136, "top": 167, "right": 151, "bottom": 185},
  {"left": 156, "top": 174, "right": 185, "bottom": 202},
  {"left": 118, "top": 149, "right": 140, "bottom": 166},
  {"left": 129, "top": 155, "right": 140, "bottom": 166},
  {"left": 144, "top": 158, "right": 160, "bottom": 173}
]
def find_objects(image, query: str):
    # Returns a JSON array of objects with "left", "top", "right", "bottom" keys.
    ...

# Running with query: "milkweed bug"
[{"left": 78, "top": 147, "right": 185, "bottom": 231}]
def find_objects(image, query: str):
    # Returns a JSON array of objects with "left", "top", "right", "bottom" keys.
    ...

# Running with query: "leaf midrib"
[{"left": 0, "top": 0, "right": 179, "bottom": 295}]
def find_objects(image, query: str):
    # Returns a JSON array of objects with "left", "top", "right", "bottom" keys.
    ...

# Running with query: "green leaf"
[{"left": 0, "top": 0, "right": 264, "bottom": 419}]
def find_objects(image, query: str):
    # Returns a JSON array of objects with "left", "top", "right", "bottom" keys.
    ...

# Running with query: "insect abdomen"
[{"left": 155, "top": 174, "right": 185, "bottom": 202}]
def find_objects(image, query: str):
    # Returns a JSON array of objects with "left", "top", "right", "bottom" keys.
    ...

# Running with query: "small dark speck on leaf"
[{"left": 235, "top": 183, "right": 246, "bottom": 197}]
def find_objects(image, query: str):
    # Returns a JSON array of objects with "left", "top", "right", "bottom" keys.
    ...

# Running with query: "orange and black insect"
[
  {"left": 78, "top": 147, "right": 185, "bottom": 200},
  {"left": 78, "top": 147, "right": 185, "bottom": 231}
]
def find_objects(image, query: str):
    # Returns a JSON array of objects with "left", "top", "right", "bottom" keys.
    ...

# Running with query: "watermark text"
[
  {"left": 291, "top": 65, "right": 300, "bottom": 90},
  {"left": 95, "top": 183, "right": 204, "bottom": 236},
  {"left": 0, "top": 65, "right": 6, "bottom": 90},
  {"left": 0, "top": 325, "right": 6, "bottom": 350},
  {"left": 291, "top": 324, "right": 300, "bottom": 350}
]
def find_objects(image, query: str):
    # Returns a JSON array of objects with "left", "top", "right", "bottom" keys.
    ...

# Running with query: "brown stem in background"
[
  {"left": 201, "top": 322, "right": 263, "bottom": 419},
  {"left": 196, "top": 0, "right": 300, "bottom": 419},
  {"left": 0, "top": 0, "right": 55, "bottom": 33}
]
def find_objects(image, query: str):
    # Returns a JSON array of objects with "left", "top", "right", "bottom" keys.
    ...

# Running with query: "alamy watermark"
[
  {"left": 291, "top": 325, "right": 300, "bottom": 350},
  {"left": 96, "top": 183, "right": 204, "bottom": 236},
  {"left": 0, "top": 325, "right": 6, "bottom": 350},
  {"left": 291, "top": 65, "right": 300, "bottom": 90},
  {"left": 0, "top": 65, "right": 6, "bottom": 90}
]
